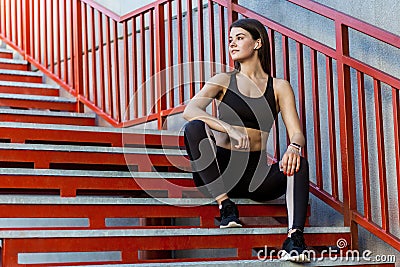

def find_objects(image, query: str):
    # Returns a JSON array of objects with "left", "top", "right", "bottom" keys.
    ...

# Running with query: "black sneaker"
[
  {"left": 219, "top": 199, "right": 242, "bottom": 229},
  {"left": 280, "top": 230, "right": 311, "bottom": 263}
]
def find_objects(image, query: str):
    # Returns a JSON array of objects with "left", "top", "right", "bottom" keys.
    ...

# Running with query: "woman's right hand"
[{"left": 227, "top": 125, "right": 250, "bottom": 150}]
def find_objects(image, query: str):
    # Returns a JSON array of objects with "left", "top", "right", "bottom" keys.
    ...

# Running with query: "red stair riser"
[
  {"left": 0, "top": 148, "right": 190, "bottom": 170},
  {"left": 0, "top": 98, "right": 76, "bottom": 111},
  {"left": 0, "top": 63, "right": 28, "bottom": 71},
  {"left": 0, "top": 85, "right": 59, "bottom": 96},
  {"left": 2, "top": 233, "right": 352, "bottom": 266},
  {"left": 0, "top": 74, "right": 42, "bottom": 83},
  {"left": 0, "top": 127, "right": 185, "bottom": 147},
  {"left": 0, "top": 52, "right": 13, "bottom": 59},
  {"left": 0, "top": 114, "right": 95, "bottom": 126}
]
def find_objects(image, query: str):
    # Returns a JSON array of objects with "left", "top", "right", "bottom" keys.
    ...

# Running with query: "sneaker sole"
[
  {"left": 220, "top": 221, "right": 243, "bottom": 229},
  {"left": 280, "top": 251, "right": 311, "bottom": 263}
]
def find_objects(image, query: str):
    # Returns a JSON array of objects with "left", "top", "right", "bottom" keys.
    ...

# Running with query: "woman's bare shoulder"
[
  {"left": 273, "top": 77, "right": 293, "bottom": 95},
  {"left": 206, "top": 72, "right": 232, "bottom": 89}
]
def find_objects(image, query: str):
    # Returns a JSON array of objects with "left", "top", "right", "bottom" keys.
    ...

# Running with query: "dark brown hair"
[{"left": 229, "top": 18, "right": 271, "bottom": 76}]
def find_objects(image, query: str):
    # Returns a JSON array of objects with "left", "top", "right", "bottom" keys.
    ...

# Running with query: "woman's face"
[{"left": 229, "top": 27, "right": 259, "bottom": 62}]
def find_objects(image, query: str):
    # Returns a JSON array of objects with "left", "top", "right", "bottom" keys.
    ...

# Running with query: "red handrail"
[{"left": 0, "top": 0, "right": 399, "bottom": 252}]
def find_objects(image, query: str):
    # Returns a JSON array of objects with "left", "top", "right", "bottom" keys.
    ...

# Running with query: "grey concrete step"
[
  {"left": 0, "top": 226, "right": 350, "bottom": 238},
  {"left": 0, "top": 142, "right": 186, "bottom": 155},
  {"left": 0, "top": 195, "right": 283, "bottom": 206},
  {"left": 0, "top": 168, "right": 191, "bottom": 179},
  {"left": 0, "top": 121, "right": 182, "bottom": 135},
  {"left": 0, "top": 48, "right": 13, "bottom": 54},
  {"left": 0, "top": 58, "right": 27, "bottom": 65},
  {"left": 50, "top": 258, "right": 396, "bottom": 267},
  {"left": 0, "top": 93, "right": 75, "bottom": 103},
  {"left": 0, "top": 108, "right": 95, "bottom": 119},
  {"left": 0, "top": 68, "right": 42, "bottom": 77},
  {"left": 0, "top": 80, "right": 60, "bottom": 90}
]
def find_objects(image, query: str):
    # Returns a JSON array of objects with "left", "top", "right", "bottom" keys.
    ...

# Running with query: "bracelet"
[
  {"left": 287, "top": 146, "right": 300, "bottom": 155},
  {"left": 288, "top": 143, "right": 302, "bottom": 154}
]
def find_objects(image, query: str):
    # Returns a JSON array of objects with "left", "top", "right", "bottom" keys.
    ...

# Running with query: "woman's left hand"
[{"left": 280, "top": 146, "right": 301, "bottom": 176}]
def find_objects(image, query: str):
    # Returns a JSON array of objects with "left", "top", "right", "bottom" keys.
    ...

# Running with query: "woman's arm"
[
  {"left": 275, "top": 79, "right": 305, "bottom": 175},
  {"left": 183, "top": 73, "right": 250, "bottom": 150}
]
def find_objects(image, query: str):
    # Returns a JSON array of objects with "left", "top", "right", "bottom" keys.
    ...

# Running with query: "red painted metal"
[
  {"left": 0, "top": 113, "right": 95, "bottom": 126},
  {"left": 208, "top": 0, "right": 216, "bottom": 76},
  {"left": 353, "top": 212, "right": 400, "bottom": 252},
  {"left": 49, "top": 0, "right": 54, "bottom": 73},
  {"left": 106, "top": 16, "right": 113, "bottom": 118},
  {"left": 393, "top": 88, "right": 400, "bottom": 224},
  {"left": 177, "top": 0, "right": 184, "bottom": 105},
  {"left": 335, "top": 21, "right": 358, "bottom": 249},
  {"left": 296, "top": 43, "right": 306, "bottom": 156},
  {"left": 326, "top": 56, "right": 338, "bottom": 200},
  {"left": 90, "top": 7, "right": 97, "bottom": 106},
  {"left": 218, "top": 4, "right": 226, "bottom": 72},
  {"left": 0, "top": 73, "right": 42, "bottom": 83},
  {"left": 131, "top": 16, "right": 138, "bottom": 118},
  {"left": 0, "top": 125, "right": 184, "bottom": 148},
  {"left": 197, "top": 0, "right": 205, "bottom": 89},
  {"left": 0, "top": 201, "right": 299, "bottom": 229},
  {"left": 155, "top": 3, "right": 167, "bottom": 129},
  {"left": 2, "top": 231, "right": 345, "bottom": 266},
  {"left": 373, "top": 79, "right": 389, "bottom": 232},
  {"left": 113, "top": 19, "right": 121, "bottom": 121},
  {"left": 310, "top": 49, "right": 322, "bottom": 189},
  {"left": 149, "top": 10, "right": 155, "bottom": 115},
  {"left": 69, "top": 0, "right": 75, "bottom": 89},
  {"left": 37, "top": 0, "right": 41, "bottom": 64},
  {"left": 43, "top": 0, "right": 48, "bottom": 67},
  {"left": 0, "top": 97, "right": 75, "bottom": 111},
  {"left": 187, "top": 0, "right": 195, "bottom": 99},
  {"left": 309, "top": 183, "right": 343, "bottom": 213},
  {"left": 63, "top": 0, "right": 69, "bottom": 85},
  {"left": 282, "top": 35, "right": 290, "bottom": 81},
  {"left": 0, "top": 61, "right": 27, "bottom": 71},
  {"left": 140, "top": 13, "right": 147, "bottom": 116},
  {"left": 123, "top": 21, "right": 130, "bottom": 121},
  {"left": 97, "top": 12, "right": 105, "bottom": 109},
  {"left": 83, "top": 3, "right": 89, "bottom": 99},
  {"left": 0, "top": 84, "right": 58, "bottom": 96},
  {"left": 73, "top": 0, "right": 84, "bottom": 112},
  {"left": 269, "top": 29, "right": 280, "bottom": 159},
  {"left": 357, "top": 71, "right": 372, "bottom": 220},
  {"left": 55, "top": 0, "right": 61, "bottom": 78},
  {"left": 167, "top": 1, "right": 174, "bottom": 110}
]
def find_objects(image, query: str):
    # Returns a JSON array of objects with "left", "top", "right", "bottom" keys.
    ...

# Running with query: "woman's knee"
[
  {"left": 184, "top": 119, "right": 205, "bottom": 136},
  {"left": 298, "top": 157, "right": 309, "bottom": 181}
]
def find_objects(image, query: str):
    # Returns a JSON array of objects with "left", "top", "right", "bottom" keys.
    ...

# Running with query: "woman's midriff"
[{"left": 214, "top": 125, "right": 269, "bottom": 151}]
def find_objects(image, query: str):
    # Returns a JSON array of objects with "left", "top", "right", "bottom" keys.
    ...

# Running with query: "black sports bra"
[{"left": 218, "top": 71, "right": 278, "bottom": 132}]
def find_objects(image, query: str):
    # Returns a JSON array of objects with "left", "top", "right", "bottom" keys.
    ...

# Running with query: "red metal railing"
[{"left": 0, "top": 0, "right": 399, "bottom": 252}]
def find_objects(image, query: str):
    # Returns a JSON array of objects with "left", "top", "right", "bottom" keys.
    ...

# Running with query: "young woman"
[{"left": 183, "top": 18, "right": 310, "bottom": 262}]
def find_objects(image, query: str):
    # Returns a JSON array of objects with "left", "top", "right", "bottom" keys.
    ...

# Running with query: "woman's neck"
[{"left": 238, "top": 58, "right": 267, "bottom": 79}]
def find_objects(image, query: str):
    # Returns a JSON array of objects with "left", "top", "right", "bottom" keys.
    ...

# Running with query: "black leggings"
[{"left": 184, "top": 119, "right": 309, "bottom": 231}]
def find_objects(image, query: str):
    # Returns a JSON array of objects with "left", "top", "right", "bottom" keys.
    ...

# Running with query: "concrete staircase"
[{"left": 0, "top": 47, "right": 395, "bottom": 266}]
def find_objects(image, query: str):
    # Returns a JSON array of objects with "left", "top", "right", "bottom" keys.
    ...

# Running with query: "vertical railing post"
[
  {"left": 155, "top": 3, "right": 166, "bottom": 129},
  {"left": 23, "top": 0, "right": 31, "bottom": 59},
  {"left": 335, "top": 21, "right": 358, "bottom": 250},
  {"left": 73, "top": 0, "right": 85, "bottom": 112},
  {"left": 227, "top": 0, "right": 238, "bottom": 68}
]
